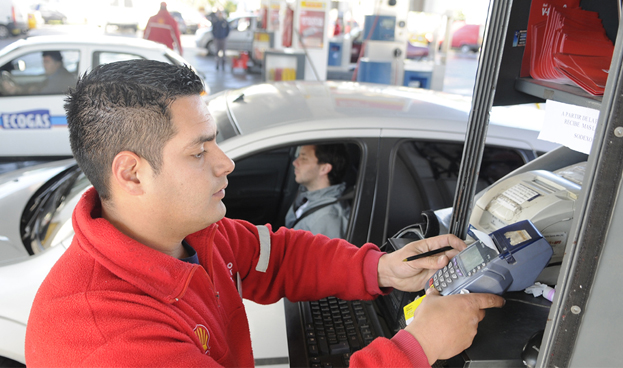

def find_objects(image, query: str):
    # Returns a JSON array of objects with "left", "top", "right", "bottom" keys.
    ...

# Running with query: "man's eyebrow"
[{"left": 187, "top": 131, "right": 218, "bottom": 148}]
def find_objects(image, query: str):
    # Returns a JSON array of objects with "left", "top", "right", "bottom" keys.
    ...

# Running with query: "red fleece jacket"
[
  {"left": 143, "top": 8, "right": 183, "bottom": 55},
  {"left": 25, "top": 188, "right": 430, "bottom": 367}
]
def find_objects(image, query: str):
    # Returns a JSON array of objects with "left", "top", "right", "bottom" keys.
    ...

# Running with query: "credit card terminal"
[{"left": 427, "top": 220, "right": 553, "bottom": 296}]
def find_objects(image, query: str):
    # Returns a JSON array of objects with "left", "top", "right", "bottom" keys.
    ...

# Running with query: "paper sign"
[
  {"left": 299, "top": 10, "right": 325, "bottom": 48},
  {"left": 538, "top": 100, "right": 599, "bottom": 154}
]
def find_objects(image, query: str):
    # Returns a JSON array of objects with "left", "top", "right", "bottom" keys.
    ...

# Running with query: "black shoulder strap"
[{"left": 290, "top": 188, "right": 354, "bottom": 228}]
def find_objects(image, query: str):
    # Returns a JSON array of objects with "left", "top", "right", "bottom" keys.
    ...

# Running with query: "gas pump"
[{"left": 354, "top": 0, "right": 409, "bottom": 86}]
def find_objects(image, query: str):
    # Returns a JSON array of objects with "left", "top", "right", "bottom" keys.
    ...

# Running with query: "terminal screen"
[{"left": 460, "top": 244, "right": 484, "bottom": 271}]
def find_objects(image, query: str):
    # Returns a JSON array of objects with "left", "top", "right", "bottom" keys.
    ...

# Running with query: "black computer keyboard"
[{"left": 301, "top": 296, "right": 381, "bottom": 367}]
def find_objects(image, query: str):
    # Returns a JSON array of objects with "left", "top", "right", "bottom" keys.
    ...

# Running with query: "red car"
[{"left": 450, "top": 24, "right": 482, "bottom": 53}]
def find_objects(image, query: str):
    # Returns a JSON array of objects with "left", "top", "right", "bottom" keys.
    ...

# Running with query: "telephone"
[{"left": 428, "top": 220, "right": 553, "bottom": 296}]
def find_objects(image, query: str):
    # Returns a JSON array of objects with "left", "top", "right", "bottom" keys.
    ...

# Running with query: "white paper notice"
[{"left": 538, "top": 100, "right": 600, "bottom": 154}]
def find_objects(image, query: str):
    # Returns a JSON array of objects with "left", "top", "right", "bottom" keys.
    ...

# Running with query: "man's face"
[
  {"left": 142, "top": 95, "right": 235, "bottom": 236},
  {"left": 293, "top": 145, "right": 324, "bottom": 190},
  {"left": 42, "top": 56, "right": 61, "bottom": 76}
]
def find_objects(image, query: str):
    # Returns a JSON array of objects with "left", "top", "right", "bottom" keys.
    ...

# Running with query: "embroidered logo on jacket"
[{"left": 193, "top": 324, "right": 211, "bottom": 355}]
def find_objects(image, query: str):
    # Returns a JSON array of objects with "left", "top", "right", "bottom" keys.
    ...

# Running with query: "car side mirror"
[{"left": 14, "top": 59, "right": 26, "bottom": 72}]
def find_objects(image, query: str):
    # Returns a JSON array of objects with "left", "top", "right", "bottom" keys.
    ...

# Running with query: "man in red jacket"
[
  {"left": 25, "top": 60, "right": 504, "bottom": 367},
  {"left": 143, "top": 2, "right": 183, "bottom": 55}
]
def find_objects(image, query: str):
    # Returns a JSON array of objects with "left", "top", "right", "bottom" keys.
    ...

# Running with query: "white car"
[
  {"left": 0, "top": 35, "right": 210, "bottom": 162},
  {"left": 0, "top": 0, "right": 28, "bottom": 39},
  {"left": 0, "top": 81, "right": 561, "bottom": 365}
]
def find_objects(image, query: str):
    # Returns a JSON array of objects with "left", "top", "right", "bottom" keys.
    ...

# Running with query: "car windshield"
[
  {"left": 207, "top": 90, "right": 242, "bottom": 143},
  {"left": 164, "top": 49, "right": 188, "bottom": 66},
  {"left": 21, "top": 165, "right": 90, "bottom": 254}
]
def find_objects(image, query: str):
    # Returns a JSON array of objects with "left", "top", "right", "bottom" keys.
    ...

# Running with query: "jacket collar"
[
  {"left": 300, "top": 182, "right": 346, "bottom": 202},
  {"left": 72, "top": 187, "right": 215, "bottom": 304}
]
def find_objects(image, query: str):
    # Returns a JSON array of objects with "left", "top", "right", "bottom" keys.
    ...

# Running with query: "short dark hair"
[
  {"left": 42, "top": 51, "right": 63, "bottom": 62},
  {"left": 65, "top": 59, "right": 204, "bottom": 200},
  {"left": 314, "top": 144, "right": 349, "bottom": 186}
]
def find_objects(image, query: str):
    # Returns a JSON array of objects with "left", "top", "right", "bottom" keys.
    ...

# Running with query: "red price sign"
[{"left": 299, "top": 10, "right": 325, "bottom": 48}]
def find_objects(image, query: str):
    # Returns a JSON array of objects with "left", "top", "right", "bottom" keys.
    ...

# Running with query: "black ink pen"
[{"left": 402, "top": 246, "right": 454, "bottom": 262}]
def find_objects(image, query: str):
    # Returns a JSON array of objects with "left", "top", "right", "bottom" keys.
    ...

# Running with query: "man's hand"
[
  {"left": 407, "top": 288, "right": 505, "bottom": 364},
  {"left": 0, "top": 78, "right": 17, "bottom": 95},
  {"left": 377, "top": 234, "right": 466, "bottom": 291}
]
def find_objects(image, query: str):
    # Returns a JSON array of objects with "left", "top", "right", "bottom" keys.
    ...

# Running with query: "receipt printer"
[{"left": 428, "top": 220, "right": 553, "bottom": 296}]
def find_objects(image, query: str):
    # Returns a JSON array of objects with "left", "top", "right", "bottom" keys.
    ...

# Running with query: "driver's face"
[{"left": 42, "top": 56, "right": 61, "bottom": 76}]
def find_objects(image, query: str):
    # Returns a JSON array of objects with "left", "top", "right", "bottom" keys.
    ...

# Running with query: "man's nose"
[{"left": 216, "top": 146, "right": 235, "bottom": 175}]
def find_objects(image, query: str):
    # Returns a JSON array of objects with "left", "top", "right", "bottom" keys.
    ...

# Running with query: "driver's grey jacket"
[
  {"left": 39, "top": 67, "right": 77, "bottom": 95},
  {"left": 285, "top": 182, "right": 351, "bottom": 239}
]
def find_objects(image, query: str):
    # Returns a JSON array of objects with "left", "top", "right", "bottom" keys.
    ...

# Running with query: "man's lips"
[{"left": 214, "top": 183, "right": 228, "bottom": 197}]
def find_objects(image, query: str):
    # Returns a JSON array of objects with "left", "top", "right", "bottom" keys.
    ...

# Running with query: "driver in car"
[
  {"left": 285, "top": 143, "right": 351, "bottom": 239},
  {"left": 1, "top": 50, "right": 76, "bottom": 95}
]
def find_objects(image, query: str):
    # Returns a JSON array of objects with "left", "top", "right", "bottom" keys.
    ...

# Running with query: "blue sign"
[{"left": 1, "top": 110, "right": 53, "bottom": 129}]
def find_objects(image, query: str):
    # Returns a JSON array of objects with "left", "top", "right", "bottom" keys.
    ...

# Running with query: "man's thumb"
[{"left": 426, "top": 286, "right": 440, "bottom": 297}]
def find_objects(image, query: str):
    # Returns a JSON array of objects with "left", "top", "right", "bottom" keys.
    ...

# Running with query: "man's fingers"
[
  {"left": 469, "top": 293, "right": 506, "bottom": 309},
  {"left": 406, "top": 253, "right": 448, "bottom": 270},
  {"left": 425, "top": 286, "right": 439, "bottom": 297},
  {"left": 430, "top": 234, "right": 467, "bottom": 251}
]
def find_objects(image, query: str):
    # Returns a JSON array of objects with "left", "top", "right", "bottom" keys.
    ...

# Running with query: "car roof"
[
  {"left": 0, "top": 35, "right": 169, "bottom": 56},
  {"left": 213, "top": 81, "right": 556, "bottom": 152},
  {"left": 219, "top": 81, "right": 468, "bottom": 130}
]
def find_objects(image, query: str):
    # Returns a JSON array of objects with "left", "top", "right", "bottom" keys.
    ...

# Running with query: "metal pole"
[{"left": 448, "top": 0, "right": 514, "bottom": 239}]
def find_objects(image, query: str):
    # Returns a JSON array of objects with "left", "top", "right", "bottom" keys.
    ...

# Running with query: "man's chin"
[{"left": 212, "top": 202, "right": 227, "bottom": 222}]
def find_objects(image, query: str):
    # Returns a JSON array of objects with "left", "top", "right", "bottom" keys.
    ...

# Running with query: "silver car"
[
  {"left": 0, "top": 80, "right": 559, "bottom": 365},
  {"left": 195, "top": 15, "right": 258, "bottom": 56}
]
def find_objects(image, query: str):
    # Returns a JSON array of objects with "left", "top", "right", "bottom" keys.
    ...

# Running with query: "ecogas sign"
[{"left": 1, "top": 110, "right": 52, "bottom": 129}]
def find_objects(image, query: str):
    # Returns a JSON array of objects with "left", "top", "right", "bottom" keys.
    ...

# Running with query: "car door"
[
  {"left": 226, "top": 17, "right": 255, "bottom": 52},
  {"left": 0, "top": 46, "right": 81, "bottom": 159}
]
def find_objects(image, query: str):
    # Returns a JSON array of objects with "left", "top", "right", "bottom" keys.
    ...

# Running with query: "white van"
[{"left": 0, "top": 0, "right": 28, "bottom": 39}]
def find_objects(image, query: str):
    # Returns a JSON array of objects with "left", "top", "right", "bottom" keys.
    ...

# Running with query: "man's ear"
[
  {"left": 319, "top": 162, "right": 333, "bottom": 176},
  {"left": 110, "top": 151, "right": 146, "bottom": 196}
]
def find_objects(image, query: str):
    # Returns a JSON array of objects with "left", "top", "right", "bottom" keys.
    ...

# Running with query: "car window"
[
  {"left": 229, "top": 18, "right": 239, "bottom": 29},
  {"left": 385, "top": 140, "right": 528, "bottom": 238},
  {"left": 93, "top": 51, "right": 144, "bottom": 68},
  {"left": 224, "top": 142, "right": 361, "bottom": 234},
  {"left": 237, "top": 18, "right": 251, "bottom": 31},
  {"left": 0, "top": 49, "right": 79, "bottom": 96}
]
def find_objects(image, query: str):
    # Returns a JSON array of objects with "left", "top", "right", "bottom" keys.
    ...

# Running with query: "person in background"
[
  {"left": 24, "top": 59, "right": 505, "bottom": 367},
  {"left": 285, "top": 144, "right": 351, "bottom": 239},
  {"left": 333, "top": 18, "right": 342, "bottom": 36},
  {"left": 144, "top": 2, "right": 183, "bottom": 56},
  {"left": 0, "top": 51, "right": 76, "bottom": 95},
  {"left": 211, "top": 10, "right": 230, "bottom": 70}
]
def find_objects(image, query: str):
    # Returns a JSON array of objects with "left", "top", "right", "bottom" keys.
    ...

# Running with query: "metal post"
[{"left": 448, "top": 0, "right": 514, "bottom": 239}]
